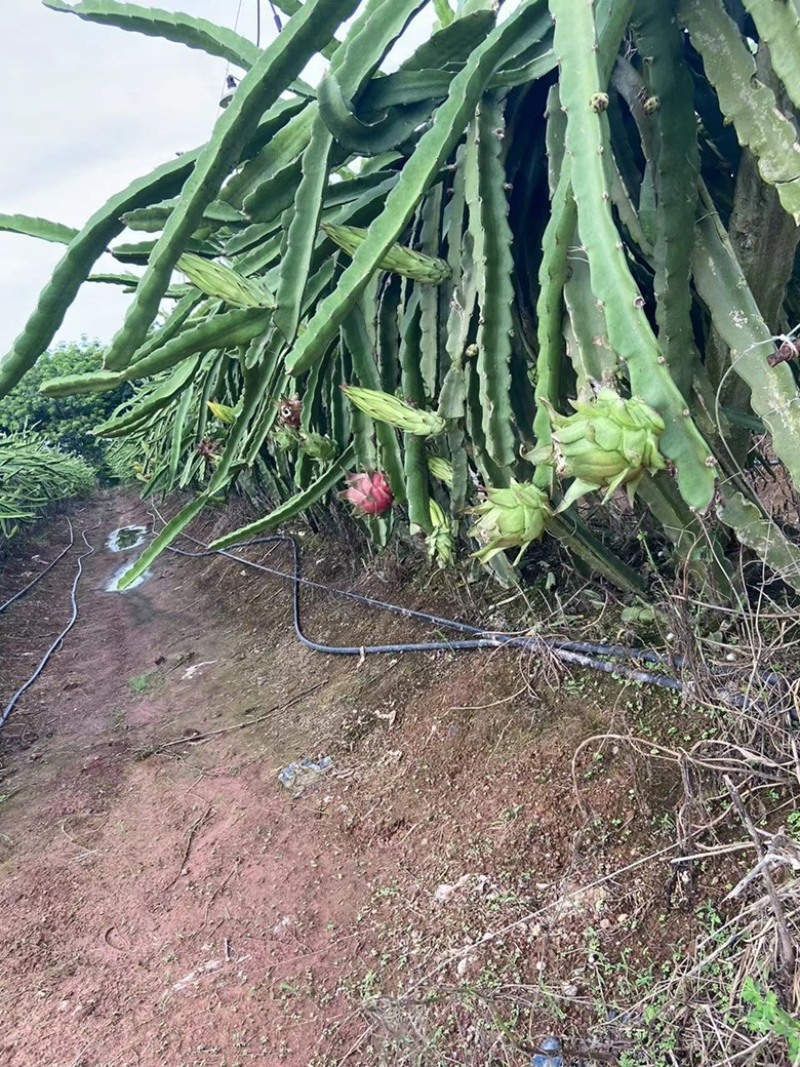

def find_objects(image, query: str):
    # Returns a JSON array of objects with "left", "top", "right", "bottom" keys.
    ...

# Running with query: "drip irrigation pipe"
[
  {"left": 163, "top": 525, "right": 791, "bottom": 705},
  {"left": 0, "top": 529, "right": 95, "bottom": 731},
  {"left": 0, "top": 511, "right": 789, "bottom": 737},
  {"left": 166, "top": 534, "right": 685, "bottom": 692},
  {"left": 0, "top": 518, "right": 75, "bottom": 616}
]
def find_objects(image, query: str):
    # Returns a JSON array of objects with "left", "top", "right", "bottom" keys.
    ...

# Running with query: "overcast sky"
[
  {"left": 0, "top": 0, "right": 444, "bottom": 361},
  {"left": 0, "top": 0, "right": 445, "bottom": 362},
  {"left": 0, "top": 0, "right": 297, "bottom": 356}
]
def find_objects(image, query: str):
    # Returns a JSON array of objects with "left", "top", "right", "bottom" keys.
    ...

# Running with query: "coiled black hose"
[
  {"left": 0, "top": 529, "right": 94, "bottom": 731},
  {"left": 0, "top": 518, "right": 74, "bottom": 616}
]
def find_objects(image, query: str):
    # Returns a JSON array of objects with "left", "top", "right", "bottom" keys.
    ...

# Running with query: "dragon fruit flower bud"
[
  {"left": 469, "top": 479, "right": 551, "bottom": 565},
  {"left": 528, "top": 388, "right": 666, "bottom": 512}
]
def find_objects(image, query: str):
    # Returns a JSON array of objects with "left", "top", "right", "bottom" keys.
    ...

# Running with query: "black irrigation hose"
[
  {"left": 0, "top": 518, "right": 75, "bottom": 616},
  {"left": 166, "top": 534, "right": 686, "bottom": 693},
  {"left": 0, "top": 529, "right": 95, "bottom": 731},
  {"left": 166, "top": 528, "right": 793, "bottom": 708},
  {"left": 1, "top": 507, "right": 791, "bottom": 736}
]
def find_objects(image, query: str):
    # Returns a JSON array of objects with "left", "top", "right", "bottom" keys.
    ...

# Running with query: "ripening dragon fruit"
[{"left": 341, "top": 471, "right": 394, "bottom": 517}]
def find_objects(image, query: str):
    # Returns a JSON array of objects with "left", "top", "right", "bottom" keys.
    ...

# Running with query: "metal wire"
[
  {"left": 221, "top": 0, "right": 247, "bottom": 101},
  {"left": 0, "top": 518, "right": 74, "bottom": 616}
]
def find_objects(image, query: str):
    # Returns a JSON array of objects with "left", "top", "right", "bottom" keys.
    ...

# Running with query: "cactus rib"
[
  {"left": 418, "top": 186, "right": 445, "bottom": 400},
  {"left": 0, "top": 214, "right": 78, "bottom": 246},
  {"left": 466, "top": 93, "right": 517, "bottom": 470},
  {"left": 551, "top": 0, "right": 716, "bottom": 512},
  {"left": 741, "top": 0, "right": 800, "bottom": 113},
  {"left": 341, "top": 309, "right": 406, "bottom": 502},
  {"left": 678, "top": 0, "right": 800, "bottom": 224},
  {"left": 632, "top": 0, "right": 699, "bottom": 400},
  {"left": 42, "top": 0, "right": 261, "bottom": 70}
]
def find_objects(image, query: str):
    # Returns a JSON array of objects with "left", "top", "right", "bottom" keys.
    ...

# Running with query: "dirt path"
[{"left": 0, "top": 493, "right": 727, "bottom": 1066}]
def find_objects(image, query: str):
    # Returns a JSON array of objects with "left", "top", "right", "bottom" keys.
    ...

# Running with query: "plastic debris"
[
  {"left": 433, "top": 873, "right": 472, "bottom": 904},
  {"left": 531, "top": 1036, "right": 563, "bottom": 1067},
  {"left": 433, "top": 873, "right": 497, "bottom": 904},
  {"left": 172, "top": 958, "right": 223, "bottom": 993},
  {"left": 278, "top": 756, "right": 333, "bottom": 792},
  {"left": 182, "top": 660, "right": 217, "bottom": 679}
]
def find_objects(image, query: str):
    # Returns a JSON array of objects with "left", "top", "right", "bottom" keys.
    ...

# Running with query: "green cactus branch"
[
  {"left": 678, "top": 0, "right": 800, "bottom": 224},
  {"left": 102, "top": 0, "right": 361, "bottom": 372},
  {"left": 0, "top": 213, "right": 79, "bottom": 246},
  {"left": 465, "top": 94, "right": 517, "bottom": 470},
  {"left": 563, "top": 255, "right": 616, "bottom": 394},
  {"left": 632, "top": 0, "right": 699, "bottom": 401},
  {"left": 0, "top": 148, "right": 199, "bottom": 398},
  {"left": 718, "top": 492, "right": 800, "bottom": 594},
  {"left": 417, "top": 185, "right": 444, "bottom": 400},
  {"left": 551, "top": 0, "right": 716, "bottom": 512},
  {"left": 286, "top": 0, "right": 549, "bottom": 377},
  {"left": 11, "top": 0, "right": 800, "bottom": 600},
  {"left": 692, "top": 185, "right": 800, "bottom": 500},
  {"left": 42, "top": 0, "right": 262, "bottom": 70},
  {"left": 275, "top": 0, "right": 430, "bottom": 345},
  {"left": 741, "top": 0, "right": 800, "bottom": 113}
]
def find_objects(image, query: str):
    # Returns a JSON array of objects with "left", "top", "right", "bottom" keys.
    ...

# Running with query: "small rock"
[{"left": 273, "top": 916, "right": 295, "bottom": 940}]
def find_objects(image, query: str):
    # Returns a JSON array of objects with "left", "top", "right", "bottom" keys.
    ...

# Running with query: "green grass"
[{"left": 128, "top": 670, "right": 160, "bottom": 695}]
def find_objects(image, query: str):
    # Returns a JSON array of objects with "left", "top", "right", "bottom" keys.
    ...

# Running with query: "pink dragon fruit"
[{"left": 341, "top": 471, "right": 394, "bottom": 517}]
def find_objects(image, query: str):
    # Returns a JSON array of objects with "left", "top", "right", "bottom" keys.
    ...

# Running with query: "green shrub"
[{"left": 0, "top": 339, "right": 130, "bottom": 468}]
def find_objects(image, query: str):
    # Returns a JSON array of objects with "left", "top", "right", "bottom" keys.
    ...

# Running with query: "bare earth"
[{"left": 0, "top": 492, "right": 732, "bottom": 1066}]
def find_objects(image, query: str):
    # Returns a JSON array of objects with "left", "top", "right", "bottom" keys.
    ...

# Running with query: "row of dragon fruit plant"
[{"left": 3, "top": 0, "right": 800, "bottom": 598}]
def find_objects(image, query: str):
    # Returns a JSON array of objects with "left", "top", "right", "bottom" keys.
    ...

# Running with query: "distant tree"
[{"left": 0, "top": 338, "right": 130, "bottom": 467}]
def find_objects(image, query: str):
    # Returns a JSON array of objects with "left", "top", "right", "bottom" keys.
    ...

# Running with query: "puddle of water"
[
  {"left": 107, "top": 525, "right": 149, "bottom": 552},
  {"left": 105, "top": 558, "right": 152, "bottom": 593}
]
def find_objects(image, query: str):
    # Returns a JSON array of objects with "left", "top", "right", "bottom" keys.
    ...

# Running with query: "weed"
[
  {"left": 742, "top": 978, "right": 800, "bottom": 1061},
  {"left": 128, "top": 670, "right": 160, "bottom": 695}
]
